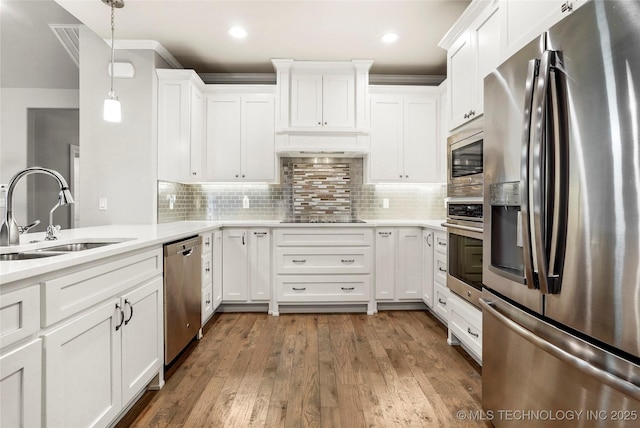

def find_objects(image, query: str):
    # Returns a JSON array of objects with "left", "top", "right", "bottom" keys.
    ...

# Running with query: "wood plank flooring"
[{"left": 117, "top": 310, "right": 490, "bottom": 428}]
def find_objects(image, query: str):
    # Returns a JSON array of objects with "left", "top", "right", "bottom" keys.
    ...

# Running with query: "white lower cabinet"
[
  {"left": 201, "top": 232, "right": 214, "bottom": 325},
  {"left": 422, "top": 229, "right": 435, "bottom": 308},
  {"left": 375, "top": 228, "right": 423, "bottom": 301},
  {"left": 432, "top": 231, "right": 449, "bottom": 324},
  {"left": 273, "top": 228, "right": 374, "bottom": 314},
  {"left": 0, "top": 338, "right": 41, "bottom": 428},
  {"left": 212, "top": 230, "right": 223, "bottom": 311},
  {"left": 222, "top": 228, "right": 271, "bottom": 303},
  {"left": 447, "top": 292, "right": 482, "bottom": 364},
  {"left": 44, "top": 276, "right": 163, "bottom": 428}
]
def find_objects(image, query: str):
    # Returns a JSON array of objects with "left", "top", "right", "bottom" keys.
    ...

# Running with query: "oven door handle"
[{"left": 441, "top": 222, "right": 483, "bottom": 234}]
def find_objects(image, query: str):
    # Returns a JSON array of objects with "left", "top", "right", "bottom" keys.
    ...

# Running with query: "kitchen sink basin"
[
  {"left": 38, "top": 242, "right": 116, "bottom": 252},
  {"left": 0, "top": 252, "right": 63, "bottom": 261}
]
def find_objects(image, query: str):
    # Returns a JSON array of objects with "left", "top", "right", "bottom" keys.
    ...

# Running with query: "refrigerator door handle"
[
  {"left": 480, "top": 298, "right": 640, "bottom": 401},
  {"left": 530, "top": 50, "right": 554, "bottom": 294},
  {"left": 520, "top": 58, "right": 540, "bottom": 290}
]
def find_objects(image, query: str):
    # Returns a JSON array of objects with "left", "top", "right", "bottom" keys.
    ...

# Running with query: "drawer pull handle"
[
  {"left": 378, "top": 232, "right": 392, "bottom": 237},
  {"left": 438, "top": 298, "right": 447, "bottom": 306},
  {"left": 206, "top": 299, "right": 211, "bottom": 305},
  {"left": 438, "top": 241, "right": 446, "bottom": 246},
  {"left": 254, "top": 232, "right": 267, "bottom": 236},
  {"left": 341, "top": 287, "right": 355, "bottom": 291},
  {"left": 467, "top": 328, "right": 479, "bottom": 338},
  {"left": 115, "top": 303, "right": 125, "bottom": 331},
  {"left": 292, "top": 287, "right": 306, "bottom": 291},
  {"left": 341, "top": 259, "right": 355, "bottom": 264},
  {"left": 292, "top": 259, "right": 307, "bottom": 264},
  {"left": 438, "top": 267, "right": 447, "bottom": 273}
]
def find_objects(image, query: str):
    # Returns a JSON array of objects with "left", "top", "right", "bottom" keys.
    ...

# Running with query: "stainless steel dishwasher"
[{"left": 163, "top": 235, "right": 202, "bottom": 364}]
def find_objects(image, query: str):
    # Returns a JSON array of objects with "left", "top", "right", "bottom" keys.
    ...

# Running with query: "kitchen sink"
[
  {"left": 0, "top": 252, "right": 63, "bottom": 261},
  {"left": 38, "top": 242, "right": 116, "bottom": 252}
]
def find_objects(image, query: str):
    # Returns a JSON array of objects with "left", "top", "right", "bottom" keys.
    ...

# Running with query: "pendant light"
[{"left": 103, "top": 0, "right": 124, "bottom": 122}]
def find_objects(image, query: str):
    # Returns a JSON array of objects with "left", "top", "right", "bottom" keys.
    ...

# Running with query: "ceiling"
[{"left": 52, "top": 0, "right": 470, "bottom": 76}]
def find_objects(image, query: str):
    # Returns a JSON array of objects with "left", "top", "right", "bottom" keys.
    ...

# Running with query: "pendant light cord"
[{"left": 109, "top": 2, "right": 115, "bottom": 97}]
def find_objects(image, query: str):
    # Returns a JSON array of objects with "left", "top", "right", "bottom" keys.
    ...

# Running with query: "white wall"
[
  {"left": 0, "top": 88, "right": 79, "bottom": 221},
  {"left": 78, "top": 26, "right": 168, "bottom": 226}
]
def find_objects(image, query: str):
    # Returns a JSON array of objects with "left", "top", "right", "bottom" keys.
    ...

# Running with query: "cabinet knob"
[
  {"left": 192, "top": 172, "right": 197, "bottom": 176},
  {"left": 242, "top": 174, "right": 245, "bottom": 178},
  {"left": 405, "top": 175, "right": 409, "bottom": 178},
  {"left": 324, "top": 122, "right": 328, "bottom": 125},
  {"left": 399, "top": 174, "right": 403, "bottom": 178},
  {"left": 464, "top": 113, "right": 469, "bottom": 119},
  {"left": 235, "top": 174, "right": 239, "bottom": 178},
  {"left": 317, "top": 121, "right": 322, "bottom": 125},
  {"left": 470, "top": 110, "right": 475, "bottom": 116}
]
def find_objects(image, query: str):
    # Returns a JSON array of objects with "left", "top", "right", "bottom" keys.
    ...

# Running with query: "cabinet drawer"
[
  {"left": 434, "top": 284, "right": 450, "bottom": 322},
  {"left": 434, "top": 251, "right": 447, "bottom": 286},
  {"left": 42, "top": 248, "right": 163, "bottom": 326},
  {"left": 201, "top": 232, "right": 213, "bottom": 255},
  {"left": 276, "top": 275, "right": 370, "bottom": 302},
  {"left": 448, "top": 293, "right": 482, "bottom": 361},
  {"left": 274, "top": 228, "right": 373, "bottom": 246},
  {"left": 275, "top": 247, "right": 371, "bottom": 274},
  {"left": 0, "top": 285, "right": 40, "bottom": 351},
  {"left": 201, "top": 254, "right": 212, "bottom": 284},
  {"left": 435, "top": 233, "right": 447, "bottom": 254}
]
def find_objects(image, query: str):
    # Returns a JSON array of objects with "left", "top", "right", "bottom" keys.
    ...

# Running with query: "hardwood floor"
[{"left": 118, "top": 310, "right": 490, "bottom": 428}]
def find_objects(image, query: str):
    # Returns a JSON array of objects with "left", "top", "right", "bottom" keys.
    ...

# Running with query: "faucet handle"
[
  {"left": 45, "top": 224, "right": 61, "bottom": 241},
  {"left": 18, "top": 220, "right": 41, "bottom": 234}
]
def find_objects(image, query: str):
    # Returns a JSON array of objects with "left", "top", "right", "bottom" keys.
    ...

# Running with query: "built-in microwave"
[{"left": 447, "top": 123, "right": 484, "bottom": 198}]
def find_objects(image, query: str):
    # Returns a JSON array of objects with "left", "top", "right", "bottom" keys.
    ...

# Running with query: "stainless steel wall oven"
[{"left": 443, "top": 200, "right": 483, "bottom": 308}]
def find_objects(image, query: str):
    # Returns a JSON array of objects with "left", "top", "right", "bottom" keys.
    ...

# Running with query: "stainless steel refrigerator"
[{"left": 483, "top": 1, "right": 640, "bottom": 426}]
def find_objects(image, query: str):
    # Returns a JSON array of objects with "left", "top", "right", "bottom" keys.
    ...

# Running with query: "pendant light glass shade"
[
  {"left": 103, "top": 0, "right": 124, "bottom": 123},
  {"left": 103, "top": 95, "right": 121, "bottom": 122}
]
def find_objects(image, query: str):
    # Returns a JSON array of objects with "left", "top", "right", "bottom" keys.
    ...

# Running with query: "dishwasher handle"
[{"left": 164, "top": 235, "right": 202, "bottom": 257}]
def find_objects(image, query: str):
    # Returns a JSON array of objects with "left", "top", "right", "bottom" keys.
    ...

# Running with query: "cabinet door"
[
  {"left": 473, "top": 0, "right": 501, "bottom": 116},
  {"left": 205, "top": 95, "right": 242, "bottom": 180},
  {"left": 242, "top": 96, "right": 275, "bottom": 181},
  {"left": 44, "top": 299, "right": 122, "bottom": 428},
  {"left": 403, "top": 97, "right": 438, "bottom": 182},
  {"left": 370, "top": 96, "right": 404, "bottom": 182},
  {"left": 212, "top": 230, "right": 223, "bottom": 310},
  {"left": 121, "top": 277, "right": 163, "bottom": 405},
  {"left": 249, "top": 229, "right": 271, "bottom": 301},
  {"left": 290, "top": 74, "right": 323, "bottom": 127},
  {"left": 222, "top": 229, "right": 248, "bottom": 301},
  {"left": 397, "top": 228, "right": 423, "bottom": 300},
  {"left": 201, "top": 284, "right": 213, "bottom": 325},
  {"left": 158, "top": 80, "right": 193, "bottom": 182},
  {"left": 422, "top": 231, "right": 435, "bottom": 308},
  {"left": 447, "top": 31, "right": 476, "bottom": 130},
  {"left": 0, "top": 339, "right": 41, "bottom": 428},
  {"left": 322, "top": 73, "right": 355, "bottom": 128},
  {"left": 375, "top": 229, "right": 396, "bottom": 299},
  {"left": 189, "top": 85, "right": 204, "bottom": 180}
]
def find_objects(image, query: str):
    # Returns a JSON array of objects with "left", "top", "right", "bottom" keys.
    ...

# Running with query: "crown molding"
[
  {"left": 106, "top": 39, "right": 183, "bottom": 69},
  {"left": 369, "top": 74, "right": 446, "bottom": 86},
  {"left": 438, "top": 0, "right": 495, "bottom": 50}
]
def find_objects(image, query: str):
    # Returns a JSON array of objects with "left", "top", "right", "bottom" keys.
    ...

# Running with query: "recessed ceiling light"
[
  {"left": 228, "top": 26, "right": 248, "bottom": 39},
  {"left": 380, "top": 33, "right": 399, "bottom": 44}
]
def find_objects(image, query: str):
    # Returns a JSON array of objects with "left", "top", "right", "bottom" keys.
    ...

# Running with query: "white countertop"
[{"left": 0, "top": 219, "right": 445, "bottom": 285}]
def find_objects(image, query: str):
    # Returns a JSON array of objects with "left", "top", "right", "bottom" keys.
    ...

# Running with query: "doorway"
[{"left": 27, "top": 108, "right": 80, "bottom": 232}]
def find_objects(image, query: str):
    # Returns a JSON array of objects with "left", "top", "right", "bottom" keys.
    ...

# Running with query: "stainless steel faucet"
[{"left": 0, "top": 167, "right": 75, "bottom": 246}]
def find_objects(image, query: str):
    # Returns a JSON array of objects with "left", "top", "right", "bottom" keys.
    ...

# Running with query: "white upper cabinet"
[
  {"left": 272, "top": 59, "right": 373, "bottom": 133},
  {"left": 205, "top": 88, "right": 276, "bottom": 182},
  {"left": 443, "top": 0, "right": 501, "bottom": 130},
  {"left": 369, "top": 87, "right": 440, "bottom": 183},
  {"left": 501, "top": 0, "right": 585, "bottom": 59},
  {"left": 157, "top": 69, "right": 205, "bottom": 182}
]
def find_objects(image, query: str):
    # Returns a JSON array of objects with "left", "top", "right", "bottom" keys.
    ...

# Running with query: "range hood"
[{"left": 275, "top": 147, "right": 369, "bottom": 158}]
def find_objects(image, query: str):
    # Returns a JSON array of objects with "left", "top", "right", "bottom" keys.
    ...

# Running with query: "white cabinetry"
[
  {"left": 501, "top": 0, "right": 584, "bottom": 59},
  {"left": 422, "top": 229, "right": 435, "bottom": 308},
  {"left": 290, "top": 73, "right": 355, "bottom": 129},
  {"left": 369, "top": 87, "right": 440, "bottom": 183},
  {"left": 375, "top": 228, "right": 423, "bottom": 302},
  {"left": 41, "top": 248, "right": 163, "bottom": 428},
  {"left": 0, "top": 338, "right": 41, "bottom": 428},
  {"left": 432, "top": 232, "right": 449, "bottom": 324},
  {"left": 201, "top": 232, "right": 214, "bottom": 325},
  {"left": 212, "top": 230, "right": 223, "bottom": 311},
  {"left": 273, "top": 228, "right": 374, "bottom": 315},
  {"left": 222, "top": 228, "right": 271, "bottom": 304},
  {"left": 205, "top": 90, "right": 276, "bottom": 182},
  {"left": 444, "top": 0, "right": 501, "bottom": 130},
  {"left": 157, "top": 69, "right": 205, "bottom": 182},
  {"left": 448, "top": 292, "right": 483, "bottom": 364}
]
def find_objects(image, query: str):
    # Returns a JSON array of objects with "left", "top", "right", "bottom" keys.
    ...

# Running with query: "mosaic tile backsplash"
[{"left": 158, "top": 158, "right": 446, "bottom": 223}]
